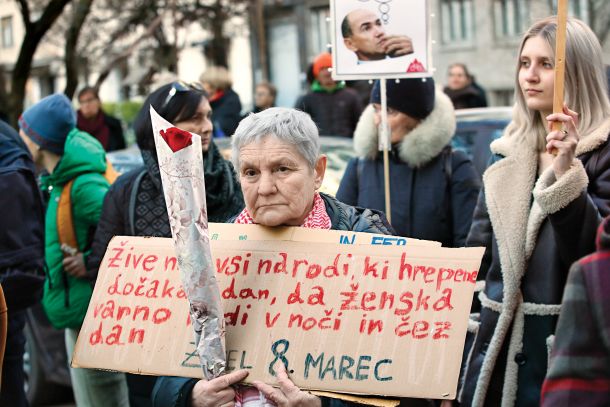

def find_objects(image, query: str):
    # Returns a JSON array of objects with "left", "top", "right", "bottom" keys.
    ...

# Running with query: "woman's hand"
[
  {"left": 253, "top": 365, "right": 321, "bottom": 407},
  {"left": 191, "top": 369, "right": 249, "bottom": 407},
  {"left": 546, "top": 105, "right": 580, "bottom": 179},
  {"left": 440, "top": 400, "right": 454, "bottom": 407}
]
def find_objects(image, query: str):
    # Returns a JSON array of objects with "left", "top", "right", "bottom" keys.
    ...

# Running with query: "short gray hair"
[{"left": 231, "top": 107, "right": 321, "bottom": 170}]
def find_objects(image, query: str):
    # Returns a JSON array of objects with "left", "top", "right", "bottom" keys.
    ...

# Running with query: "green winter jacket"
[{"left": 41, "top": 128, "right": 110, "bottom": 329}]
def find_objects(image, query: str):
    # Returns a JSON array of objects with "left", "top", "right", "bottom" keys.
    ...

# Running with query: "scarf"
[
  {"left": 235, "top": 192, "right": 331, "bottom": 229},
  {"left": 133, "top": 144, "right": 244, "bottom": 237},
  {"left": 77, "top": 110, "right": 110, "bottom": 150}
]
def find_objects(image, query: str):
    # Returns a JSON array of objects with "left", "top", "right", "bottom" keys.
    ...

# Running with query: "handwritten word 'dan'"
[
  {"left": 304, "top": 353, "right": 393, "bottom": 382},
  {"left": 222, "top": 277, "right": 270, "bottom": 301},
  {"left": 89, "top": 321, "right": 146, "bottom": 346}
]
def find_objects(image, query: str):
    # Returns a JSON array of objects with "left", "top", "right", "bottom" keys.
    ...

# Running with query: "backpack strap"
[
  {"left": 57, "top": 180, "right": 78, "bottom": 258},
  {"left": 104, "top": 159, "right": 120, "bottom": 184},
  {"left": 57, "top": 161, "right": 119, "bottom": 257}
]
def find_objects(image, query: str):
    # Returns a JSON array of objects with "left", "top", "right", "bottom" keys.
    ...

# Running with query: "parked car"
[{"left": 452, "top": 106, "right": 512, "bottom": 178}]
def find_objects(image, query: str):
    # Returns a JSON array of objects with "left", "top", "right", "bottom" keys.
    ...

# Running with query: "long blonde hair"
[{"left": 505, "top": 16, "right": 610, "bottom": 151}]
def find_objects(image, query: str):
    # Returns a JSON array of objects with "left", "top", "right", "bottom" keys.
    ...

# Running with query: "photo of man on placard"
[
  {"left": 332, "top": 0, "right": 430, "bottom": 80},
  {"left": 341, "top": 8, "right": 414, "bottom": 63}
]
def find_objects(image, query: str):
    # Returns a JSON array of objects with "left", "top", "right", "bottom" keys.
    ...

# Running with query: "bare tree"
[
  {"left": 64, "top": 0, "right": 95, "bottom": 98},
  {"left": 6, "top": 0, "right": 72, "bottom": 126},
  {"left": 588, "top": 0, "right": 610, "bottom": 45}
]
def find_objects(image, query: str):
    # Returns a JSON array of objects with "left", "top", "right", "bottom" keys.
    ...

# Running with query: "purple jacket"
[{"left": 541, "top": 217, "right": 610, "bottom": 406}]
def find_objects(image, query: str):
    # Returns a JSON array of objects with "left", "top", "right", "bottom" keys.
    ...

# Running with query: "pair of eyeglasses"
[{"left": 161, "top": 80, "right": 204, "bottom": 109}]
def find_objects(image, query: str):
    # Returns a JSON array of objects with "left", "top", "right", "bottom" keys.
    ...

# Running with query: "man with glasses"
[{"left": 77, "top": 86, "right": 126, "bottom": 152}]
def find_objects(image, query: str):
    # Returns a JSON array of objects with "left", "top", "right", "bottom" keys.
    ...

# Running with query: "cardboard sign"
[
  {"left": 330, "top": 0, "right": 432, "bottom": 80},
  {"left": 73, "top": 224, "right": 483, "bottom": 399}
]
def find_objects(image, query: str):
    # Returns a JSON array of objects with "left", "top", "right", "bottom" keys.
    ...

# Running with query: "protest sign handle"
[
  {"left": 551, "top": 0, "right": 568, "bottom": 155},
  {"left": 380, "top": 79, "right": 392, "bottom": 224}
]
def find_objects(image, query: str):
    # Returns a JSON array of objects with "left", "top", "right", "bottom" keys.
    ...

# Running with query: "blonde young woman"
[{"left": 449, "top": 16, "right": 610, "bottom": 407}]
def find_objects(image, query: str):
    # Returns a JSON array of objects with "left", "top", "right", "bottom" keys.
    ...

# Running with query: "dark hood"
[{"left": 0, "top": 120, "right": 33, "bottom": 169}]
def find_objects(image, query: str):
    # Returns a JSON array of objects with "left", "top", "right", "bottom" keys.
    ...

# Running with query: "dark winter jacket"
[
  {"left": 0, "top": 120, "right": 45, "bottom": 311},
  {"left": 443, "top": 84, "right": 487, "bottom": 110},
  {"left": 104, "top": 114, "right": 126, "bottom": 151},
  {"left": 151, "top": 194, "right": 393, "bottom": 407},
  {"left": 210, "top": 88, "right": 242, "bottom": 137},
  {"left": 87, "top": 141, "right": 244, "bottom": 280},
  {"left": 295, "top": 81, "right": 363, "bottom": 138},
  {"left": 458, "top": 118, "right": 610, "bottom": 407},
  {"left": 541, "top": 216, "right": 610, "bottom": 406},
  {"left": 336, "top": 91, "right": 480, "bottom": 247}
]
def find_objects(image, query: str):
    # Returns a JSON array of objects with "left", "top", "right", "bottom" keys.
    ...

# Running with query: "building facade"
[{"left": 253, "top": 0, "right": 609, "bottom": 108}]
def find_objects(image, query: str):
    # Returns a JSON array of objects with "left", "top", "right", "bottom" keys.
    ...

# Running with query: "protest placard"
[
  {"left": 330, "top": 0, "right": 432, "bottom": 80},
  {"left": 73, "top": 225, "right": 482, "bottom": 400}
]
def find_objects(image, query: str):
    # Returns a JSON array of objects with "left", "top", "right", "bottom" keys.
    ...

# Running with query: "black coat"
[
  {"left": 210, "top": 88, "right": 242, "bottom": 137},
  {"left": 443, "top": 84, "right": 487, "bottom": 110},
  {"left": 294, "top": 84, "right": 362, "bottom": 138},
  {"left": 337, "top": 93, "right": 480, "bottom": 247},
  {"left": 459, "top": 118, "right": 610, "bottom": 407},
  {"left": 104, "top": 113, "right": 126, "bottom": 152}
]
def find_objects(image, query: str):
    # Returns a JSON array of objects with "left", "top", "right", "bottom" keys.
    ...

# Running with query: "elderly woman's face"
[{"left": 238, "top": 136, "right": 326, "bottom": 227}]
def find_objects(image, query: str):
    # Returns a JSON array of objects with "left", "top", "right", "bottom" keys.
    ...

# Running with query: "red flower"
[{"left": 160, "top": 127, "right": 193, "bottom": 152}]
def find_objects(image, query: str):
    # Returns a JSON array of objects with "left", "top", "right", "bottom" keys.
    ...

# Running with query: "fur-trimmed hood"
[{"left": 353, "top": 89, "right": 456, "bottom": 167}]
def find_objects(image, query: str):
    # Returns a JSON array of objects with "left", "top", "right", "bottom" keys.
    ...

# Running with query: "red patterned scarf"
[{"left": 235, "top": 193, "right": 331, "bottom": 229}]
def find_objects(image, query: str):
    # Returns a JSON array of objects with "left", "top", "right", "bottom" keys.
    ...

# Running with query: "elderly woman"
[{"left": 152, "top": 107, "right": 393, "bottom": 407}]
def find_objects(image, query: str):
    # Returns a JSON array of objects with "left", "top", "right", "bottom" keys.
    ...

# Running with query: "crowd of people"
[{"left": 1, "top": 14, "right": 610, "bottom": 407}]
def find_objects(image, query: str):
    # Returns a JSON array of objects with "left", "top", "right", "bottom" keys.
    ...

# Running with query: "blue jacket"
[
  {"left": 337, "top": 93, "right": 480, "bottom": 247},
  {"left": 0, "top": 120, "right": 45, "bottom": 310}
]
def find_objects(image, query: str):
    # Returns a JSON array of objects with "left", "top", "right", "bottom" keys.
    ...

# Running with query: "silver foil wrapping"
[{"left": 150, "top": 106, "right": 226, "bottom": 380}]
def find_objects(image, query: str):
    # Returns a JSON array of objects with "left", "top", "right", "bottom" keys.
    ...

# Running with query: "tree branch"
[
  {"left": 94, "top": 13, "right": 164, "bottom": 89},
  {"left": 16, "top": 0, "right": 31, "bottom": 28}
]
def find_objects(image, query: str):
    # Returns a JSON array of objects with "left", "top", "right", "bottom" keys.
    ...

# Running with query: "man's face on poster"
[{"left": 343, "top": 9, "right": 387, "bottom": 61}]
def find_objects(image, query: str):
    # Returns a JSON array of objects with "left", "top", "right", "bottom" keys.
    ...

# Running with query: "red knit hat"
[{"left": 312, "top": 52, "right": 333, "bottom": 78}]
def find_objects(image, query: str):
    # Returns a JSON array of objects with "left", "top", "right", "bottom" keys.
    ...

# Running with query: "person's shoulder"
[
  {"left": 321, "top": 193, "right": 394, "bottom": 234},
  {"left": 449, "top": 147, "right": 474, "bottom": 166},
  {"left": 113, "top": 166, "right": 146, "bottom": 188}
]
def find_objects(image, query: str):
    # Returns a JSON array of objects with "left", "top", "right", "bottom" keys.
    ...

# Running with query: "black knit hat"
[{"left": 370, "top": 78, "right": 435, "bottom": 119}]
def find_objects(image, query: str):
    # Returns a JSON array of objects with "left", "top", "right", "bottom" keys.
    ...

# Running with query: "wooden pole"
[
  {"left": 551, "top": 0, "right": 568, "bottom": 149},
  {"left": 380, "top": 79, "right": 391, "bottom": 224}
]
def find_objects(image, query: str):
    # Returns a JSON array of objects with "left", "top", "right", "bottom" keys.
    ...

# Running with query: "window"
[
  {"left": 1, "top": 16, "right": 13, "bottom": 48},
  {"left": 440, "top": 0, "right": 475, "bottom": 44},
  {"left": 492, "top": 0, "right": 528, "bottom": 39},
  {"left": 309, "top": 7, "right": 331, "bottom": 57},
  {"left": 548, "top": 0, "right": 589, "bottom": 24}
]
